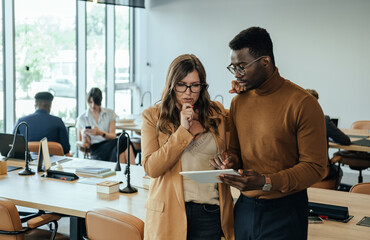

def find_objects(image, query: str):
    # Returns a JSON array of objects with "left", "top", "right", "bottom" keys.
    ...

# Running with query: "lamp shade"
[{"left": 78, "top": 0, "right": 145, "bottom": 8}]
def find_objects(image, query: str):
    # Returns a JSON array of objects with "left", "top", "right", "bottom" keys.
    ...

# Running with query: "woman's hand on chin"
[{"left": 180, "top": 103, "right": 194, "bottom": 130}]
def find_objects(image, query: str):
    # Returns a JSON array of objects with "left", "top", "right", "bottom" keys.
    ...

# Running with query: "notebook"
[
  {"left": 347, "top": 135, "right": 369, "bottom": 139},
  {"left": 7, "top": 166, "right": 23, "bottom": 172},
  {"left": 351, "top": 139, "right": 370, "bottom": 147},
  {"left": 0, "top": 133, "right": 27, "bottom": 160}
]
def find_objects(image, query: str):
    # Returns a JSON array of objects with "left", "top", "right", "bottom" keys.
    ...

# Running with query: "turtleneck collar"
[{"left": 254, "top": 67, "right": 284, "bottom": 96}]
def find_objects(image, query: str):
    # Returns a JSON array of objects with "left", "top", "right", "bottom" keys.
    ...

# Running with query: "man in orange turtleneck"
[{"left": 217, "top": 27, "right": 327, "bottom": 240}]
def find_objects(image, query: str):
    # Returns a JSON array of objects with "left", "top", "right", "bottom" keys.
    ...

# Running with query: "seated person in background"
[
  {"left": 13, "top": 91, "right": 70, "bottom": 155},
  {"left": 306, "top": 89, "right": 351, "bottom": 181},
  {"left": 76, "top": 87, "right": 136, "bottom": 164}
]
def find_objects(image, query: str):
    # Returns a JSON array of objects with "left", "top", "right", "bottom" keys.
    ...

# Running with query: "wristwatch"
[
  {"left": 262, "top": 176, "right": 272, "bottom": 192},
  {"left": 102, "top": 133, "right": 106, "bottom": 138}
]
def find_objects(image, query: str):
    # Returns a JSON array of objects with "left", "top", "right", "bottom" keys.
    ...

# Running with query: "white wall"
[{"left": 135, "top": 0, "right": 370, "bottom": 129}]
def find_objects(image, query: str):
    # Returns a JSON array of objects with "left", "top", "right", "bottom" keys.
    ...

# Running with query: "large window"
[
  {"left": 86, "top": 2, "right": 106, "bottom": 105},
  {"left": 14, "top": 0, "right": 76, "bottom": 124},
  {"left": 115, "top": 6, "right": 131, "bottom": 117},
  {"left": 2, "top": 0, "right": 134, "bottom": 137}
]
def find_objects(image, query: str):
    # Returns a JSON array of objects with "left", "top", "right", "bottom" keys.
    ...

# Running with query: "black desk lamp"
[
  {"left": 114, "top": 131, "right": 137, "bottom": 193},
  {"left": 7, "top": 121, "right": 35, "bottom": 176},
  {"left": 140, "top": 91, "right": 152, "bottom": 107}
]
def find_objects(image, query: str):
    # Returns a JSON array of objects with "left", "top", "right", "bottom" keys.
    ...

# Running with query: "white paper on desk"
[
  {"left": 77, "top": 177, "right": 108, "bottom": 185},
  {"left": 179, "top": 169, "right": 240, "bottom": 183}
]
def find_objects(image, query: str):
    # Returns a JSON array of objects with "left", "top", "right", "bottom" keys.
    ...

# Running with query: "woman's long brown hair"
[{"left": 157, "top": 54, "right": 223, "bottom": 135}]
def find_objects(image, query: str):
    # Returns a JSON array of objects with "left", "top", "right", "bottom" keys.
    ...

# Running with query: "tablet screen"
[{"left": 179, "top": 169, "right": 240, "bottom": 183}]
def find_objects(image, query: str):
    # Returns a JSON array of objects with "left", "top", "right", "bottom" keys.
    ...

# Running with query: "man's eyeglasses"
[
  {"left": 227, "top": 56, "right": 267, "bottom": 76},
  {"left": 174, "top": 83, "right": 207, "bottom": 93}
]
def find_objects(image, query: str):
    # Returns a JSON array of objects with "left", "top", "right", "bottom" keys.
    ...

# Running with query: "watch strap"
[{"left": 262, "top": 176, "right": 272, "bottom": 192}]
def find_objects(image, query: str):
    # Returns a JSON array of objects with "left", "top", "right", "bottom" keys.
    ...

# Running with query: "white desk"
[
  {"left": 308, "top": 187, "right": 370, "bottom": 239},
  {"left": 2, "top": 159, "right": 370, "bottom": 239},
  {"left": 66, "top": 121, "right": 142, "bottom": 135},
  {"left": 116, "top": 123, "right": 141, "bottom": 135},
  {"left": 1, "top": 158, "right": 147, "bottom": 239},
  {"left": 329, "top": 128, "right": 370, "bottom": 152},
  {"left": 230, "top": 187, "right": 370, "bottom": 239}
]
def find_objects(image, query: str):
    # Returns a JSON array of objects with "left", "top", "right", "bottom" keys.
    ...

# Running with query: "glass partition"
[
  {"left": 86, "top": 2, "right": 106, "bottom": 105},
  {"left": 114, "top": 6, "right": 131, "bottom": 117},
  {"left": 0, "top": 2, "right": 3, "bottom": 132},
  {"left": 14, "top": 0, "right": 77, "bottom": 124}
]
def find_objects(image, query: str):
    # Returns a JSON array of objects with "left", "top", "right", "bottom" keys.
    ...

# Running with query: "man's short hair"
[
  {"left": 34, "top": 92, "right": 54, "bottom": 101},
  {"left": 229, "top": 26, "right": 275, "bottom": 65}
]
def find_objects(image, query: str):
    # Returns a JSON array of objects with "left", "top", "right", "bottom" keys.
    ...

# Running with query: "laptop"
[
  {"left": 331, "top": 118, "right": 339, "bottom": 127},
  {"left": 0, "top": 133, "right": 27, "bottom": 160}
]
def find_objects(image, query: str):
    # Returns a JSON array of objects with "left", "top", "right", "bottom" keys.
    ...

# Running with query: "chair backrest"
[
  {"left": 0, "top": 198, "right": 24, "bottom": 240},
  {"left": 350, "top": 182, "right": 370, "bottom": 194},
  {"left": 131, "top": 137, "right": 141, "bottom": 151},
  {"left": 351, "top": 121, "right": 370, "bottom": 130},
  {"left": 28, "top": 141, "right": 64, "bottom": 156},
  {"left": 85, "top": 208, "right": 144, "bottom": 240}
]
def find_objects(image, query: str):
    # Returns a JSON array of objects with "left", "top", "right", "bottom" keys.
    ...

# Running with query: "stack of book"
[{"left": 75, "top": 167, "right": 115, "bottom": 178}]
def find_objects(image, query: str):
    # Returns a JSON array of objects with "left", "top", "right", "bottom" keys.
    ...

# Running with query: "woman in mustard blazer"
[{"left": 141, "top": 54, "right": 234, "bottom": 240}]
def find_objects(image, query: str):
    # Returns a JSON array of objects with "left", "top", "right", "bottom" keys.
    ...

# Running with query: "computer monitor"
[
  {"left": 331, "top": 118, "right": 339, "bottom": 127},
  {"left": 0, "top": 133, "right": 27, "bottom": 160}
]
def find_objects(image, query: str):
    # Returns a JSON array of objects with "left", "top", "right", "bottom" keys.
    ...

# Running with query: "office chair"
[
  {"left": 28, "top": 141, "right": 71, "bottom": 157},
  {"left": 334, "top": 120, "right": 370, "bottom": 183},
  {"left": 131, "top": 137, "right": 142, "bottom": 165},
  {"left": 311, "top": 156, "right": 343, "bottom": 190},
  {"left": 76, "top": 141, "right": 90, "bottom": 159},
  {"left": 0, "top": 198, "right": 69, "bottom": 240},
  {"left": 75, "top": 129, "right": 120, "bottom": 159},
  {"left": 351, "top": 121, "right": 370, "bottom": 129},
  {"left": 84, "top": 208, "right": 144, "bottom": 240},
  {"left": 77, "top": 133, "right": 138, "bottom": 162},
  {"left": 349, "top": 182, "right": 370, "bottom": 194}
]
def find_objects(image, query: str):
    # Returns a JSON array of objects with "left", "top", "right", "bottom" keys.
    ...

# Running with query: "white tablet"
[{"left": 179, "top": 169, "right": 240, "bottom": 183}]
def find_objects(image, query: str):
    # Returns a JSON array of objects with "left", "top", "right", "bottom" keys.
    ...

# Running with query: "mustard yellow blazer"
[{"left": 141, "top": 102, "right": 234, "bottom": 240}]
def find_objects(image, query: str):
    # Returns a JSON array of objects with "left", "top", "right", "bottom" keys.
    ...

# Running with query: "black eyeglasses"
[
  {"left": 227, "top": 56, "right": 267, "bottom": 76},
  {"left": 174, "top": 83, "right": 207, "bottom": 93}
]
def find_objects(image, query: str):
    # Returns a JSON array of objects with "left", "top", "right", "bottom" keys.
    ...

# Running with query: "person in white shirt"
[{"left": 76, "top": 87, "right": 136, "bottom": 164}]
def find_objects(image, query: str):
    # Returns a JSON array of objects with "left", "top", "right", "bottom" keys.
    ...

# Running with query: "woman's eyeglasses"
[{"left": 174, "top": 83, "right": 207, "bottom": 93}]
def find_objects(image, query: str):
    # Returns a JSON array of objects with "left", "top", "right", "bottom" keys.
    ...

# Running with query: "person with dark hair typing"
[
  {"left": 213, "top": 27, "right": 327, "bottom": 240},
  {"left": 76, "top": 87, "right": 136, "bottom": 164},
  {"left": 13, "top": 91, "right": 70, "bottom": 155},
  {"left": 306, "top": 89, "right": 351, "bottom": 184}
]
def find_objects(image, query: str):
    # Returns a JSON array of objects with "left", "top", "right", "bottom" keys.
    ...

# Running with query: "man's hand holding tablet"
[{"left": 209, "top": 151, "right": 267, "bottom": 191}]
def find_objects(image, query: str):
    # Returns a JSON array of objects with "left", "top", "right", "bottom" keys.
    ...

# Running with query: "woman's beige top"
[{"left": 181, "top": 132, "right": 219, "bottom": 205}]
